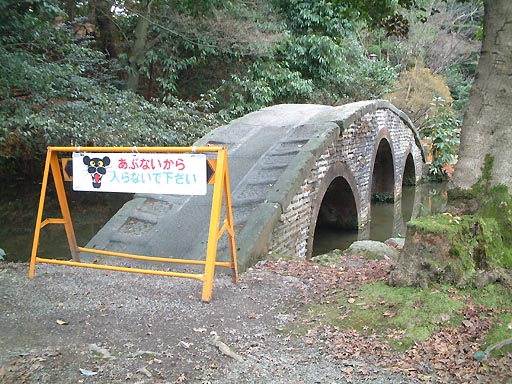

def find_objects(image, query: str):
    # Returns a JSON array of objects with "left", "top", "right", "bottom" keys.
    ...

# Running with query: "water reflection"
[
  {"left": 0, "top": 183, "right": 131, "bottom": 262},
  {"left": 2, "top": 181, "right": 449, "bottom": 262},
  {"left": 312, "top": 182, "right": 448, "bottom": 256}
]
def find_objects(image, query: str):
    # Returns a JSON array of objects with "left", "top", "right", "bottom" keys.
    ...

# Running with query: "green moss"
[
  {"left": 445, "top": 155, "right": 512, "bottom": 273},
  {"left": 479, "top": 185, "right": 512, "bottom": 250},
  {"left": 469, "top": 284, "right": 512, "bottom": 310},
  {"left": 407, "top": 214, "right": 475, "bottom": 236},
  {"left": 483, "top": 313, "right": 512, "bottom": 357},
  {"left": 473, "top": 154, "right": 495, "bottom": 197},
  {"left": 290, "top": 282, "right": 465, "bottom": 351},
  {"left": 478, "top": 218, "right": 512, "bottom": 269},
  {"left": 406, "top": 203, "right": 512, "bottom": 286},
  {"left": 460, "top": 284, "right": 512, "bottom": 357},
  {"left": 406, "top": 215, "right": 479, "bottom": 285},
  {"left": 288, "top": 281, "right": 511, "bottom": 357}
]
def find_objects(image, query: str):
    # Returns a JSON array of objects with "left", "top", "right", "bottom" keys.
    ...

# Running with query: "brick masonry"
[{"left": 268, "top": 108, "right": 424, "bottom": 259}]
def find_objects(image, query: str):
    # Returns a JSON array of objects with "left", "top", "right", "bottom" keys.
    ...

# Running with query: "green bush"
[
  {"left": 423, "top": 97, "right": 460, "bottom": 180},
  {"left": 0, "top": 0, "right": 399, "bottom": 178},
  {"left": 0, "top": 48, "right": 221, "bottom": 180},
  {"left": 218, "top": 32, "right": 398, "bottom": 117},
  {"left": 0, "top": 88, "right": 221, "bottom": 180},
  {"left": 276, "top": 34, "right": 398, "bottom": 105},
  {"left": 0, "top": 3, "right": 222, "bottom": 181},
  {"left": 219, "top": 61, "right": 313, "bottom": 118},
  {"left": 443, "top": 64, "right": 475, "bottom": 116}
]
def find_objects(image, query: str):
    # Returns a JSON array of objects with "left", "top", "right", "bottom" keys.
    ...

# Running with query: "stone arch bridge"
[{"left": 87, "top": 100, "right": 425, "bottom": 271}]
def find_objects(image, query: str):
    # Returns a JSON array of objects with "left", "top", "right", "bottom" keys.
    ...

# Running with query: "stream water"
[
  {"left": 0, "top": 181, "right": 447, "bottom": 263},
  {"left": 312, "top": 183, "right": 448, "bottom": 256},
  {"left": 0, "top": 182, "right": 132, "bottom": 263}
]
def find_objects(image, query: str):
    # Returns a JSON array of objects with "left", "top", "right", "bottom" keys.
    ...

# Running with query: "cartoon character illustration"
[{"left": 83, "top": 155, "right": 110, "bottom": 188}]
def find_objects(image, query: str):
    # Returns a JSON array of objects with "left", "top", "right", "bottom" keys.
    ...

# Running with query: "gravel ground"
[{"left": 0, "top": 261, "right": 422, "bottom": 384}]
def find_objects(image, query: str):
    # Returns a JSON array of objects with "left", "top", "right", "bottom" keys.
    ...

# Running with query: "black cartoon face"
[{"left": 83, "top": 155, "right": 110, "bottom": 188}]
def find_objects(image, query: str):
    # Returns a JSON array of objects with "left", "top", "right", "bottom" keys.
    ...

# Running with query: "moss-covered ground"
[
  {"left": 264, "top": 254, "right": 512, "bottom": 371},
  {"left": 289, "top": 279, "right": 511, "bottom": 354},
  {"left": 391, "top": 158, "right": 512, "bottom": 288}
]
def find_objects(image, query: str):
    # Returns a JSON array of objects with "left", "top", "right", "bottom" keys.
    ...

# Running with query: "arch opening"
[
  {"left": 312, "top": 176, "right": 358, "bottom": 256},
  {"left": 371, "top": 139, "right": 395, "bottom": 202},
  {"left": 401, "top": 152, "right": 416, "bottom": 223},
  {"left": 403, "top": 153, "right": 416, "bottom": 187},
  {"left": 370, "top": 138, "right": 395, "bottom": 241}
]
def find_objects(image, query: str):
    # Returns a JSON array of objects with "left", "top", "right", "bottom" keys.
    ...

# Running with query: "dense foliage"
[
  {"left": 0, "top": 0, "right": 481, "bottom": 180},
  {"left": 423, "top": 97, "right": 461, "bottom": 179},
  {"left": 0, "top": 1, "right": 222, "bottom": 178}
]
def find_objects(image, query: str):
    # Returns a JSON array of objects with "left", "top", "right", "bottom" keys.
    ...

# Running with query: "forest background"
[{"left": 0, "top": 0, "right": 482, "bottom": 182}]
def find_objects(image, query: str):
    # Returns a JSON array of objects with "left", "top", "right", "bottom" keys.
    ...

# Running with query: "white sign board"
[{"left": 72, "top": 152, "right": 207, "bottom": 195}]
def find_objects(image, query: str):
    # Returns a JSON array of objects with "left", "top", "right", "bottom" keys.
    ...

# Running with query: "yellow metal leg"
[
  {"left": 202, "top": 149, "right": 227, "bottom": 302},
  {"left": 223, "top": 158, "right": 239, "bottom": 283},
  {"left": 50, "top": 151, "right": 79, "bottom": 261},
  {"left": 29, "top": 148, "right": 53, "bottom": 279}
]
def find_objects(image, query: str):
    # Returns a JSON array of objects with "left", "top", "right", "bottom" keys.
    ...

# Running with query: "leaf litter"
[{"left": 260, "top": 253, "right": 512, "bottom": 383}]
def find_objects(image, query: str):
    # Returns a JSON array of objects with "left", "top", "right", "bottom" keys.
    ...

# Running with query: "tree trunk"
[
  {"left": 452, "top": 0, "right": 512, "bottom": 189},
  {"left": 126, "top": 0, "right": 153, "bottom": 92},
  {"left": 92, "top": 0, "right": 119, "bottom": 59},
  {"left": 65, "top": 0, "right": 76, "bottom": 20}
]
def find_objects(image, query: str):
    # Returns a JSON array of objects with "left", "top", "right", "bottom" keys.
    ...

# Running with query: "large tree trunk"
[
  {"left": 92, "top": 0, "right": 119, "bottom": 59},
  {"left": 126, "top": 0, "right": 153, "bottom": 92},
  {"left": 452, "top": 0, "right": 512, "bottom": 189}
]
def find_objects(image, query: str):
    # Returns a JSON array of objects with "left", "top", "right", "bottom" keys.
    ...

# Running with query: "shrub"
[
  {"left": 422, "top": 97, "right": 460, "bottom": 180},
  {"left": 386, "top": 62, "right": 453, "bottom": 130},
  {"left": 0, "top": 5, "right": 222, "bottom": 181},
  {"left": 218, "top": 61, "right": 313, "bottom": 118},
  {"left": 0, "top": 54, "right": 222, "bottom": 180}
]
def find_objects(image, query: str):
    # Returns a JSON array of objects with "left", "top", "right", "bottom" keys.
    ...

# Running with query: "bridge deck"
[{"left": 84, "top": 104, "right": 333, "bottom": 268}]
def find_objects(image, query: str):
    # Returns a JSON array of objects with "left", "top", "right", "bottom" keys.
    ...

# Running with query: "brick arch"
[
  {"left": 402, "top": 146, "right": 417, "bottom": 187},
  {"left": 266, "top": 104, "right": 425, "bottom": 260},
  {"left": 306, "top": 162, "right": 360, "bottom": 258},
  {"left": 369, "top": 129, "right": 396, "bottom": 196}
]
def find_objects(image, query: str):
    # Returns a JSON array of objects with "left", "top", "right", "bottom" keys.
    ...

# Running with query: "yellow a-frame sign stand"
[{"left": 29, "top": 146, "right": 238, "bottom": 302}]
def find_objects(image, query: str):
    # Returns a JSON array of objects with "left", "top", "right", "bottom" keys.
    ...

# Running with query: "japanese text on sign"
[{"left": 72, "top": 152, "right": 207, "bottom": 195}]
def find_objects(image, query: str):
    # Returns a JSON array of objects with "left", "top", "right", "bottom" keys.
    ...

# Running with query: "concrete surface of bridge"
[{"left": 85, "top": 100, "right": 425, "bottom": 272}]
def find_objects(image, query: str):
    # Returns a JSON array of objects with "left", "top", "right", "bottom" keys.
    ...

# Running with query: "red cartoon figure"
[{"left": 83, "top": 155, "right": 110, "bottom": 188}]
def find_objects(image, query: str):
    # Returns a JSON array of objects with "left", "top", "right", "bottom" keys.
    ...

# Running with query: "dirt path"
[
  {"left": 0, "top": 260, "right": 423, "bottom": 384},
  {"left": 3, "top": 255, "right": 511, "bottom": 383}
]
